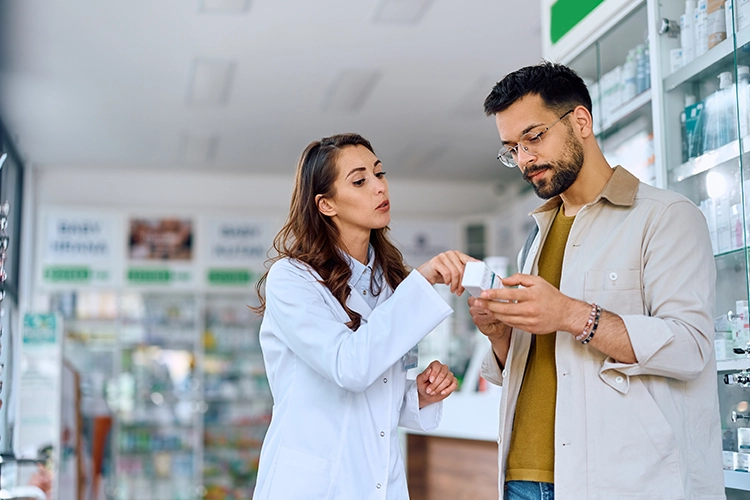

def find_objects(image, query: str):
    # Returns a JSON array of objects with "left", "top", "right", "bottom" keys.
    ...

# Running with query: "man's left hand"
[{"left": 471, "top": 273, "right": 587, "bottom": 335}]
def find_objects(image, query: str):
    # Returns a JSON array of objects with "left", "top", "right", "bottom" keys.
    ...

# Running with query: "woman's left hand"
[{"left": 416, "top": 360, "right": 458, "bottom": 408}]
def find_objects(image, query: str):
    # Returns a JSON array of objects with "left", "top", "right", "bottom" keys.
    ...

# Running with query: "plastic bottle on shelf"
[
  {"left": 720, "top": 71, "right": 738, "bottom": 145},
  {"left": 695, "top": 0, "right": 710, "bottom": 57},
  {"left": 622, "top": 49, "right": 637, "bottom": 102},
  {"left": 716, "top": 191, "right": 732, "bottom": 253},
  {"left": 635, "top": 44, "right": 647, "bottom": 94},
  {"left": 733, "top": 300, "right": 750, "bottom": 352},
  {"left": 644, "top": 40, "right": 651, "bottom": 90},
  {"left": 738, "top": 65, "right": 750, "bottom": 138},
  {"left": 681, "top": 94, "right": 697, "bottom": 162},
  {"left": 682, "top": 0, "right": 697, "bottom": 64},
  {"left": 731, "top": 203, "right": 744, "bottom": 249},
  {"left": 707, "top": 0, "right": 727, "bottom": 49},
  {"left": 738, "top": 0, "right": 750, "bottom": 29}
]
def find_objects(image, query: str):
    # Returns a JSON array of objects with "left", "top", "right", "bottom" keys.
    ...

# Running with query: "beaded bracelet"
[
  {"left": 580, "top": 305, "right": 602, "bottom": 345},
  {"left": 575, "top": 303, "right": 598, "bottom": 342}
]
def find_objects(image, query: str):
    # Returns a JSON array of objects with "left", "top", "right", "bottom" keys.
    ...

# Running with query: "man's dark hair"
[{"left": 484, "top": 61, "right": 592, "bottom": 116}]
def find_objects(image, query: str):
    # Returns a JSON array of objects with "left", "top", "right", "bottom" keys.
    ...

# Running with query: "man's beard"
[{"left": 523, "top": 135, "right": 585, "bottom": 199}]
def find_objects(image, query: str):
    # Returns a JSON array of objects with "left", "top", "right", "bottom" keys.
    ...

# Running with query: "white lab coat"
[{"left": 254, "top": 257, "right": 453, "bottom": 499}]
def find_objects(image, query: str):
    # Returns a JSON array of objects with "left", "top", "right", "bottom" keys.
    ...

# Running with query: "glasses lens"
[{"left": 497, "top": 149, "right": 516, "bottom": 168}]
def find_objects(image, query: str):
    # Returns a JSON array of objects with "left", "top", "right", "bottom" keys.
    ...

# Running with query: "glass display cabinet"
[
  {"left": 47, "top": 291, "right": 273, "bottom": 499},
  {"left": 652, "top": 0, "right": 750, "bottom": 491},
  {"left": 567, "top": 2, "right": 657, "bottom": 186}
]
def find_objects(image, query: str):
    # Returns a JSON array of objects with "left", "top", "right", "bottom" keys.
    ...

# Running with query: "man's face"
[{"left": 495, "top": 94, "right": 584, "bottom": 199}]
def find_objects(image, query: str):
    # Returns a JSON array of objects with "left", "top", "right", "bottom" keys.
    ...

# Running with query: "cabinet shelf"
[
  {"left": 597, "top": 90, "right": 652, "bottom": 136},
  {"left": 664, "top": 37, "right": 736, "bottom": 92},
  {"left": 669, "top": 137, "right": 745, "bottom": 183},
  {"left": 717, "top": 358, "right": 750, "bottom": 372},
  {"left": 725, "top": 469, "right": 750, "bottom": 490}
]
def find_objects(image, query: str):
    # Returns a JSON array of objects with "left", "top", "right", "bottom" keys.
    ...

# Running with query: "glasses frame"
[{"left": 497, "top": 109, "right": 575, "bottom": 168}]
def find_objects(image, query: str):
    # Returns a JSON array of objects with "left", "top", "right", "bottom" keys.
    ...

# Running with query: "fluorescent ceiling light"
[
  {"left": 186, "top": 58, "right": 236, "bottom": 106},
  {"left": 198, "top": 0, "right": 251, "bottom": 14},
  {"left": 373, "top": 0, "right": 434, "bottom": 24},
  {"left": 178, "top": 134, "right": 219, "bottom": 164},
  {"left": 322, "top": 70, "right": 381, "bottom": 113}
]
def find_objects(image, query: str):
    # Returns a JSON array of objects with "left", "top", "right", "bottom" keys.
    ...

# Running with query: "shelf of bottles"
[
  {"left": 50, "top": 291, "right": 119, "bottom": 499},
  {"left": 46, "top": 290, "right": 274, "bottom": 499},
  {"left": 201, "top": 296, "right": 272, "bottom": 500},
  {"left": 113, "top": 294, "right": 201, "bottom": 500},
  {"left": 656, "top": 0, "right": 750, "bottom": 488},
  {"left": 566, "top": 1, "right": 657, "bottom": 186}
]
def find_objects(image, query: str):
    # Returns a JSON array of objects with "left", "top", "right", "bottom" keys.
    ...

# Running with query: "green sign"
[
  {"left": 127, "top": 268, "right": 172, "bottom": 284},
  {"left": 43, "top": 266, "right": 91, "bottom": 283},
  {"left": 208, "top": 269, "right": 253, "bottom": 285},
  {"left": 127, "top": 268, "right": 192, "bottom": 284},
  {"left": 550, "top": 0, "right": 606, "bottom": 44},
  {"left": 23, "top": 313, "right": 57, "bottom": 345}
]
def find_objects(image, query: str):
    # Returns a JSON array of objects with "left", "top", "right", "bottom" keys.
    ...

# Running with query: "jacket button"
[
  {"left": 609, "top": 272, "right": 618, "bottom": 281},
  {"left": 615, "top": 376, "right": 624, "bottom": 384},
  {"left": 380, "top": 431, "right": 385, "bottom": 437},
  {"left": 383, "top": 377, "right": 387, "bottom": 383},
  {"left": 502, "top": 370, "right": 507, "bottom": 378},
  {"left": 376, "top": 483, "right": 381, "bottom": 489}
]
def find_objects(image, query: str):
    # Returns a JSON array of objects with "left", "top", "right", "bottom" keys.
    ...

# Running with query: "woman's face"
[{"left": 317, "top": 145, "right": 390, "bottom": 238}]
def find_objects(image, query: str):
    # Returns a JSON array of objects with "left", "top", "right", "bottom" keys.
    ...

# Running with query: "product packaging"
[
  {"left": 461, "top": 261, "right": 504, "bottom": 299},
  {"left": 684, "top": 99, "right": 705, "bottom": 158},
  {"left": 734, "top": 451, "right": 750, "bottom": 472},
  {"left": 738, "top": 427, "right": 750, "bottom": 451},
  {"left": 724, "top": 450, "right": 735, "bottom": 470},
  {"left": 708, "top": 0, "right": 728, "bottom": 48}
]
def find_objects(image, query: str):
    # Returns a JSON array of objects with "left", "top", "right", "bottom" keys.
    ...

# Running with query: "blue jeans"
[{"left": 504, "top": 481, "right": 555, "bottom": 500}]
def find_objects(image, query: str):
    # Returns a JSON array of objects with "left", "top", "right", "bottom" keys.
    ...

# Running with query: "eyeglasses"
[{"left": 497, "top": 109, "right": 574, "bottom": 168}]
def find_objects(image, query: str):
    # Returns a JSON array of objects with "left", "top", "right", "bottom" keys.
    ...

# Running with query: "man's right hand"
[{"left": 469, "top": 296, "right": 512, "bottom": 367}]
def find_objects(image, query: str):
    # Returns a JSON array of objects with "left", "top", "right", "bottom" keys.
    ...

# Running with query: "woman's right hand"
[{"left": 416, "top": 251, "right": 476, "bottom": 295}]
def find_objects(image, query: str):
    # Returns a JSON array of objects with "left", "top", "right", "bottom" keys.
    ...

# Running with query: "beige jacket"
[{"left": 482, "top": 166, "right": 725, "bottom": 500}]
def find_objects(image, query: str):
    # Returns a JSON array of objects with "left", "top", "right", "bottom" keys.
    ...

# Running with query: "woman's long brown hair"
[{"left": 253, "top": 133, "right": 409, "bottom": 330}]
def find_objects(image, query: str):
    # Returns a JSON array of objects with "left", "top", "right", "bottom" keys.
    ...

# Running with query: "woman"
[{"left": 253, "top": 133, "right": 472, "bottom": 499}]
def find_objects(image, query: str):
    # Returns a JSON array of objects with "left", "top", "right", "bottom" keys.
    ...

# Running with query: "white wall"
[{"left": 33, "top": 168, "right": 505, "bottom": 219}]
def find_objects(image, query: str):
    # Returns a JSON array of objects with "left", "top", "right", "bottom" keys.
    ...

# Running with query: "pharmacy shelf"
[
  {"left": 725, "top": 469, "right": 750, "bottom": 491},
  {"left": 598, "top": 89, "right": 652, "bottom": 136},
  {"left": 717, "top": 358, "right": 750, "bottom": 372},
  {"left": 669, "top": 137, "right": 747, "bottom": 183},
  {"left": 665, "top": 37, "right": 735, "bottom": 92}
]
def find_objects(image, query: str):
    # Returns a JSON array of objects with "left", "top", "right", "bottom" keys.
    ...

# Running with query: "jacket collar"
[{"left": 531, "top": 165, "right": 639, "bottom": 215}]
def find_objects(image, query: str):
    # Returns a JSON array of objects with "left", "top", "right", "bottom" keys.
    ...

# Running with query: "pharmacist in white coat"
[{"left": 253, "top": 133, "right": 472, "bottom": 500}]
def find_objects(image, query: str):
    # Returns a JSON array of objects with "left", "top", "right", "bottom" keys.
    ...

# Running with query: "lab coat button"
[
  {"left": 383, "top": 377, "right": 387, "bottom": 383},
  {"left": 376, "top": 484, "right": 381, "bottom": 489},
  {"left": 502, "top": 370, "right": 507, "bottom": 378},
  {"left": 363, "top": 289, "right": 367, "bottom": 295},
  {"left": 380, "top": 431, "right": 385, "bottom": 437},
  {"left": 615, "top": 376, "right": 624, "bottom": 384},
  {"left": 609, "top": 272, "right": 618, "bottom": 281}
]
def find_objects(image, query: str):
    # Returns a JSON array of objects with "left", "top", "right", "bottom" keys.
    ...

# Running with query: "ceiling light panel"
[
  {"left": 373, "top": 0, "right": 435, "bottom": 24},
  {"left": 186, "top": 58, "right": 237, "bottom": 106},
  {"left": 322, "top": 70, "right": 382, "bottom": 113},
  {"left": 178, "top": 133, "right": 219, "bottom": 164},
  {"left": 198, "top": 0, "right": 251, "bottom": 14}
]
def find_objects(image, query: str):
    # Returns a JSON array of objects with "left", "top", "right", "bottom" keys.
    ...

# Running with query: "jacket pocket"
[
  {"left": 583, "top": 361, "right": 684, "bottom": 498},
  {"left": 266, "top": 446, "right": 332, "bottom": 499},
  {"left": 584, "top": 269, "right": 644, "bottom": 316}
]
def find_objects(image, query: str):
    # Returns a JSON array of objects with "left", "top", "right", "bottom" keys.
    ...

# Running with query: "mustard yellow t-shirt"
[{"left": 505, "top": 207, "right": 574, "bottom": 484}]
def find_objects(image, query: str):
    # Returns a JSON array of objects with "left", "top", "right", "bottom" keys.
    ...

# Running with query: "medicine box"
[{"left": 461, "top": 261, "right": 504, "bottom": 298}]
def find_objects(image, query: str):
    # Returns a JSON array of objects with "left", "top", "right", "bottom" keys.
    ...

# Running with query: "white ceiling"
[{"left": 0, "top": 0, "right": 542, "bottom": 186}]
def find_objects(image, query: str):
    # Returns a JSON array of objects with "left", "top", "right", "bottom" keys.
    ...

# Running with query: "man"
[{"left": 470, "top": 62, "right": 724, "bottom": 500}]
